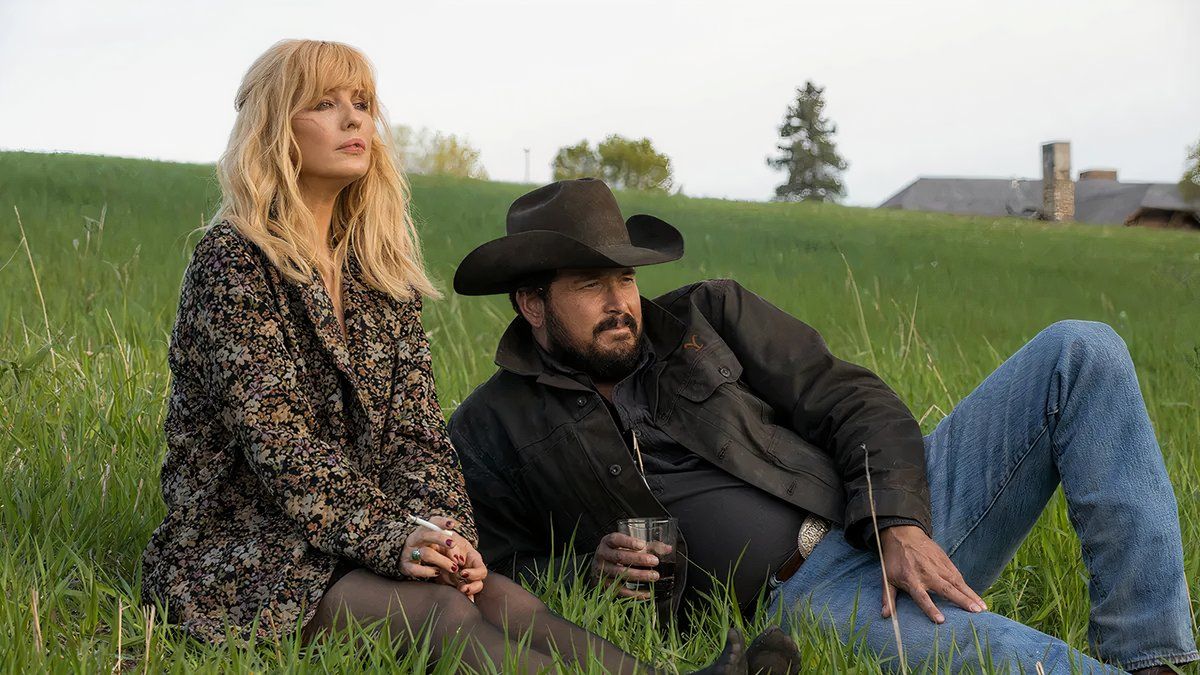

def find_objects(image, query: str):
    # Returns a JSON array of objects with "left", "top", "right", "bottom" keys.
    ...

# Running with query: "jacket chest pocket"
[
  {"left": 667, "top": 351, "right": 771, "bottom": 446},
  {"left": 515, "top": 424, "right": 617, "bottom": 548},
  {"left": 671, "top": 352, "right": 842, "bottom": 493}
]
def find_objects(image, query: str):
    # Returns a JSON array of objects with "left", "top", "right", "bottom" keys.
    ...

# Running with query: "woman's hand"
[
  {"left": 402, "top": 516, "right": 489, "bottom": 599},
  {"left": 400, "top": 517, "right": 467, "bottom": 580},
  {"left": 428, "top": 516, "right": 489, "bottom": 599},
  {"left": 448, "top": 544, "right": 488, "bottom": 600}
]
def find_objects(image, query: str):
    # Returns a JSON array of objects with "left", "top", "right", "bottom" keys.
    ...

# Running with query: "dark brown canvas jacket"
[
  {"left": 448, "top": 279, "right": 931, "bottom": 611},
  {"left": 141, "top": 221, "right": 476, "bottom": 644}
]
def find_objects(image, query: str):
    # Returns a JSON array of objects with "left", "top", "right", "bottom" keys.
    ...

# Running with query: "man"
[{"left": 447, "top": 178, "right": 1196, "bottom": 673}]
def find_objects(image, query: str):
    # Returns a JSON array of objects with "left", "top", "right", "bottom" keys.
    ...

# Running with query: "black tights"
[{"left": 301, "top": 569, "right": 655, "bottom": 674}]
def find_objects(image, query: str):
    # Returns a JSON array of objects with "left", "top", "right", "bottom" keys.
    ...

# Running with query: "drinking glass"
[{"left": 615, "top": 516, "right": 678, "bottom": 595}]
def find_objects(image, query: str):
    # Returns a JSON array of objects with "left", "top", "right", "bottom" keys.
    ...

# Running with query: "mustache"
[{"left": 593, "top": 313, "right": 638, "bottom": 337}]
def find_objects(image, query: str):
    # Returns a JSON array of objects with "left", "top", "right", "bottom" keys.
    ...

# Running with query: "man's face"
[{"left": 536, "top": 268, "right": 644, "bottom": 382}]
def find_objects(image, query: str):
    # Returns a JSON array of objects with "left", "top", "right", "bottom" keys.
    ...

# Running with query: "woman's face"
[{"left": 291, "top": 86, "right": 374, "bottom": 188}]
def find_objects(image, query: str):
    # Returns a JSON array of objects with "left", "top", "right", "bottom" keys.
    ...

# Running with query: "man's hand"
[
  {"left": 590, "top": 532, "right": 666, "bottom": 600},
  {"left": 879, "top": 525, "right": 986, "bottom": 623}
]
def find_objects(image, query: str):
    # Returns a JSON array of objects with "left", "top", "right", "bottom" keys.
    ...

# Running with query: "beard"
[{"left": 545, "top": 306, "right": 643, "bottom": 382}]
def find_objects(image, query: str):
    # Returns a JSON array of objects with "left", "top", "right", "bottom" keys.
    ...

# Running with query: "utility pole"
[{"left": 523, "top": 148, "right": 531, "bottom": 183}]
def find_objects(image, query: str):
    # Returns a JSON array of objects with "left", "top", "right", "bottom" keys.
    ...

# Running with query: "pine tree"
[{"left": 767, "top": 81, "right": 848, "bottom": 202}]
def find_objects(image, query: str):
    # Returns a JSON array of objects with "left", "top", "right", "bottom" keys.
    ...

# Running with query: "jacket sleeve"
[
  {"left": 185, "top": 238, "right": 415, "bottom": 579},
  {"left": 448, "top": 413, "right": 591, "bottom": 584},
  {"left": 390, "top": 311, "right": 480, "bottom": 548},
  {"left": 689, "top": 279, "right": 931, "bottom": 548}
]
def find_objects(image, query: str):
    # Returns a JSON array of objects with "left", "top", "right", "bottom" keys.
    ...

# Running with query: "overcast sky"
[{"left": 1, "top": 0, "right": 1196, "bottom": 205}]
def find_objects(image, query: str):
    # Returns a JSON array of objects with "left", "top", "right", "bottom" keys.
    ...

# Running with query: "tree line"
[
  {"left": 549, "top": 81, "right": 848, "bottom": 201},
  {"left": 394, "top": 89, "right": 1200, "bottom": 205},
  {"left": 392, "top": 81, "right": 850, "bottom": 202}
]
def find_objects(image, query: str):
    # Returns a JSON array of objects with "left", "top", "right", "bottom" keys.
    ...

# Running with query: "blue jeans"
[{"left": 767, "top": 320, "right": 1197, "bottom": 673}]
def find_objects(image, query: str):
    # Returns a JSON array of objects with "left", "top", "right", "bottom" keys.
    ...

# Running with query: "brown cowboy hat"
[{"left": 452, "top": 178, "right": 684, "bottom": 296}]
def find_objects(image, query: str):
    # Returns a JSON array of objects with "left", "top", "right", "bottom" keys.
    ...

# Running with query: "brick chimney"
[
  {"left": 1041, "top": 141, "right": 1074, "bottom": 222},
  {"left": 1079, "top": 168, "right": 1118, "bottom": 181}
]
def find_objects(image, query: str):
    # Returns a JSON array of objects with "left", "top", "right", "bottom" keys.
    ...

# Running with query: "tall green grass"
[{"left": 1, "top": 150, "right": 1197, "bottom": 672}]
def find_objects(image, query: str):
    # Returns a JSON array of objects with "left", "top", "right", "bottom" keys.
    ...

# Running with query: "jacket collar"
[
  {"left": 493, "top": 295, "right": 687, "bottom": 387},
  {"left": 294, "top": 251, "right": 399, "bottom": 445}
]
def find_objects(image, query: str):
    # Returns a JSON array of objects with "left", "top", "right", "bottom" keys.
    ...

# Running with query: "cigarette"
[
  {"left": 406, "top": 514, "right": 475, "bottom": 603},
  {"left": 406, "top": 514, "right": 453, "bottom": 534}
]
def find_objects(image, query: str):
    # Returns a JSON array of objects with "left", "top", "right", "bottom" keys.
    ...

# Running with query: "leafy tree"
[
  {"left": 598, "top": 135, "right": 673, "bottom": 192},
  {"left": 425, "top": 134, "right": 488, "bottom": 180},
  {"left": 552, "top": 140, "right": 602, "bottom": 181},
  {"left": 766, "top": 81, "right": 848, "bottom": 202},
  {"left": 391, "top": 124, "right": 427, "bottom": 170},
  {"left": 551, "top": 135, "right": 674, "bottom": 192},
  {"left": 1181, "top": 138, "right": 1200, "bottom": 203},
  {"left": 391, "top": 125, "right": 488, "bottom": 179}
]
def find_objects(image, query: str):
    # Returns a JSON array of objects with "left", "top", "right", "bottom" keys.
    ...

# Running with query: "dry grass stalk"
[
  {"left": 840, "top": 251, "right": 880, "bottom": 374},
  {"left": 917, "top": 404, "right": 947, "bottom": 427},
  {"left": 100, "top": 462, "right": 112, "bottom": 507},
  {"left": 31, "top": 587, "right": 43, "bottom": 654},
  {"left": 925, "top": 353, "right": 954, "bottom": 411},
  {"left": 142, "top": 605, "right": 155, "bottom": 675},
  {"left": 113, "top": 600, "right": 123, "bottom": 674},
  {"left": 14, "top": 206, "right": 57, "bottom": 370},
  {"left": 864, "top": 443, "right": 907, "bottom": 674}
]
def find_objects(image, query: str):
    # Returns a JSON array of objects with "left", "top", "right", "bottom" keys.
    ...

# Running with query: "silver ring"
[{"left": 410, "top": 548, "right": 422, "bottom": 562}]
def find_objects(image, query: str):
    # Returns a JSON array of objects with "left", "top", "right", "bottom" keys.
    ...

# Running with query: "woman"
[{"left": 140, "top": 39, "right": 797, "bottom": 673}]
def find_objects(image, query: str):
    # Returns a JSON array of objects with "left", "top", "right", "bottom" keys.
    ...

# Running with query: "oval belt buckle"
[{"left": 797, "top": 514, "right": 832, "bottom": 560}]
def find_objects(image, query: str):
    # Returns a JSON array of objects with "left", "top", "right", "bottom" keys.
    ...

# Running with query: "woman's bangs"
[{"left": 297, "top": 42, "right": 377, "bottom": 110}]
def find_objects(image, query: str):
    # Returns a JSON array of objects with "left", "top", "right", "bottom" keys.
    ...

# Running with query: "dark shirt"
[{"left": 537, "top": 340, "right": 807, "bottom": 611}]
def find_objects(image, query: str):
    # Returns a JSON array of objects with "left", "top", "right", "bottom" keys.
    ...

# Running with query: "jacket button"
[
  {"left": 576, "top": 396, "right": 588, "bottom": 407},
  {"left": 608, "top": 464, "right": 622, "bottom": 476},
  {"left": 719, "top": 366, "right": 732, "bottom": 378}
]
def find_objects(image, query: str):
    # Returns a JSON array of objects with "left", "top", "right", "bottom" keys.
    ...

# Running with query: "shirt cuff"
[
  {"left": 848, "top": 516, "right": 926, "bottom": 549},
  {"left": 865, "top": 517, "right": 924, "bottom": 546}
]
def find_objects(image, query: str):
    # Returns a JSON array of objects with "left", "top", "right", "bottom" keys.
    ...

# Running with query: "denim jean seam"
[
  {"left": 1120, "top": 650, "right": 1200, "bottom": 671},
  {"left": 943, "top": 422, "right": 1050, "bottom": 559}
]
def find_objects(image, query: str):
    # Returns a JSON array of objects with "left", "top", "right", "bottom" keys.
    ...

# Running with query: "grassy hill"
[{"left": 1, "top": 150, "right": 1197, "bottom": 672}]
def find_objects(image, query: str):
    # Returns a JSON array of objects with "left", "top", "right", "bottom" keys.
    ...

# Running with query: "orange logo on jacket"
[{"left": 684, "top": 334, "right": 704, "bottom": 351}]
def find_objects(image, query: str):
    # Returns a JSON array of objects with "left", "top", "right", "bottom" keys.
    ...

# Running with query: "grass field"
[{"left": 1, "top": 149, "right": 1197, "bottom": 673}]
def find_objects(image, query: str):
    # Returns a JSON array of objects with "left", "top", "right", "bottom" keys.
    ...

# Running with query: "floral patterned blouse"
[{"left": 140, "top": 220, "right": 477, "bottom": 644}]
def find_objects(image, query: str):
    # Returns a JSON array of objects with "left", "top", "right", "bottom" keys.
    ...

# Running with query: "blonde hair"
[{"left": 211, "top": 39, "right": 438, "bottom": 300}]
